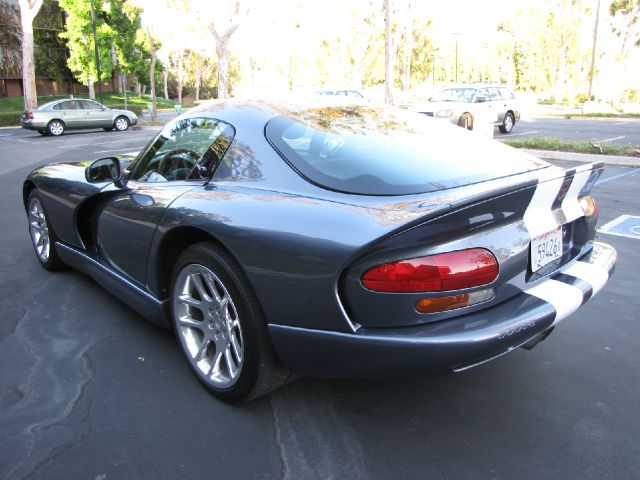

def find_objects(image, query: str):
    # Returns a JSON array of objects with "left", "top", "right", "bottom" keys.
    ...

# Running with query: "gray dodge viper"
[{"left": 23, "top": 98, "right": 617, "bottom": 402}]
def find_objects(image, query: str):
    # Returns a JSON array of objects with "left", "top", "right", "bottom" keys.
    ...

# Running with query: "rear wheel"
[
  {"left": 171, "top": 242, "right": 291, "bottom": 402},
  {"left": 114, "top": 116, "right": 129, "bottom": 131},
  {"left": 27, "top": 191, "right": 65, "bottom": 271},
  {"left": 47, "top": 120, "right": 65, "bottom": 136},
  {"left": 499, "top": 111, "right": 515, "bottom": 133}
]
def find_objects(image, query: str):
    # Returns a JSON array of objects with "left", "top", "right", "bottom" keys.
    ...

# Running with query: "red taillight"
[{"left": 361, "top": 248, "right": 499, "bottom": 293}]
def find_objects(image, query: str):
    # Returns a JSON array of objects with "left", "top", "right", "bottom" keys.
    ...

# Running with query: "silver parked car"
[
  {"left": 415, "top": 83, "right": 520, "bottom": 133},
  {"left": 21, "top": 98, "right": 138, "bottom": 136}
]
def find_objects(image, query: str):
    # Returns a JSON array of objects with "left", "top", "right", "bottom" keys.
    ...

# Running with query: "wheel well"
[
  {"left": 22, "top": 181, "right": 35, "bottom": 211},
  {"left": 505, "top": 110, "right": 515, "bottom": 119},
  {"left": 154, "top": 226, "right": 233, "bottom": 298}
]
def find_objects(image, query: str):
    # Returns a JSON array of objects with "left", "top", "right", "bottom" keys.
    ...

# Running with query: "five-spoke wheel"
[
  {"left": 174, "top": 264, "right": 245, "bottom": 388},
  {"left": 27, "top": 191, "right": 64, "bottom": 271},
  {"left": 171, "top": 242, "right": 290, "bottom": 402}
]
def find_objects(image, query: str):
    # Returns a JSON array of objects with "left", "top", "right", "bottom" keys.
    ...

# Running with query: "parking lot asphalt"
[
  {"left": 1, "top": 127, "right": 639, "bottom": 480},
  {"left": 495, "top": 116, "right": 640, "bottom": 146}
]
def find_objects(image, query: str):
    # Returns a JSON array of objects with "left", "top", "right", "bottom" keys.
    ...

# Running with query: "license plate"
[{"left": 531, "top": 227, "right": 563, "bottom": 272}]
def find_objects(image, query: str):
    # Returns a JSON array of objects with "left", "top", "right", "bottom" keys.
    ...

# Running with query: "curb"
[
  {"left": 520, "top": 148, "right": 640, "bottom": 167},
  {"left": 525, "top": 114, "right": 640, "bottom": 122}
]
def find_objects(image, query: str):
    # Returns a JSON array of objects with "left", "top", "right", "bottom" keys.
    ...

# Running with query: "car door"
[
  {"left": 54, "top": 100, "right": 84, "bottom": 128},
  {"left": 79, "top": 100, "right": 112, "bottom": 128},
  {"left": 95, "top": 117, "right": 234, "bottom": 285}
]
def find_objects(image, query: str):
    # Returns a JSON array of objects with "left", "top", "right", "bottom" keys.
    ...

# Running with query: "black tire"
[
  {"left": 27, "top": 190, "right": 65, "bottom": 271},
  {"left": 114, "top": 116, "right": 130, "bottom": 131},
  {"left": 499, "top": 111, "right": 515, "bottom": 133},
  {"left": 458, "top": 113, "right": 473, "bottom": 130},
  {"left": 47, "top": 120, "right": 65, "bottom": 136},
  {"left": 171, "top": 242, "right": 292, "bottom": 403}
]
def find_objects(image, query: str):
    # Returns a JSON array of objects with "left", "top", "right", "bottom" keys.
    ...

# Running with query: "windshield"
[
  {"left": 432, "top": 88, "right": 476, "bottom": 103},
  {"left": 265, "top": 105, "right": 545, "bottom": 196}
]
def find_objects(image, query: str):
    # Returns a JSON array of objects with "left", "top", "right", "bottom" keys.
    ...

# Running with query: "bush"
[
  {"left": 0, "top": 112, "right": 21, "bottom": 127},
  {"left": 108, "top": 104, "right": 145, "bottom": 116}
]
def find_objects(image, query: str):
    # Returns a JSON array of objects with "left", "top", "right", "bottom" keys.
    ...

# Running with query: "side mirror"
[
  {"left": 475, "top": 96, "right": 486, "bottom": 103},
  {"left": 86, "top": 157, "right": 126, "bottom": 188}
]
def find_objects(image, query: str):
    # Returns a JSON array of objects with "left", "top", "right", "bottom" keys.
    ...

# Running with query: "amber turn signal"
[{"left": 415, "top": 288, "right": 495, "bottom": 314}]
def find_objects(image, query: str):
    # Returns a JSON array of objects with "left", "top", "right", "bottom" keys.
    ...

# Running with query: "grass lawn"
[{"left": 504, "top": 136, "right": 638, "bottom": 156}]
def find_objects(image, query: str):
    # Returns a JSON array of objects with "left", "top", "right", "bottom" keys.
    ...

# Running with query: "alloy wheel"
[
  {"left": 29, "top": 198, "right": 50, "bottom": 262},
  {"left": 173, "top": 264, "right": 244, "bottom": 388}
]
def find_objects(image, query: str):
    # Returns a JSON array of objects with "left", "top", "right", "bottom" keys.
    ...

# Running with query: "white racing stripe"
[
  {"left": 561, "top": 170, "right": 591, "bottom": 223},
  {"left": 523, "top": 177, "right": 563, "bottom": 238},
  {"left": 563, "top": 260, "right": 609, "bottom": 296},
  {"left": 526, "top": 279, "right": 584, "bottom": 325}
]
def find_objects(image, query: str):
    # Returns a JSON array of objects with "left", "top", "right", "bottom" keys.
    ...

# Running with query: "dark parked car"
[
  {"left": 24, "top": 99, "right": 616, "bottom": 402},
  {"left": 21, "top": 98, "right": 138, "bottom": 136}
]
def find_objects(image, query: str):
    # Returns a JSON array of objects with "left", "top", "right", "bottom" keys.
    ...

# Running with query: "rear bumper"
[
  {"left": 21, "top": 119, "right": 47, "bottom": 130},
  {"left": 268, "top": 242, "right": 617, "bottom": 378}
]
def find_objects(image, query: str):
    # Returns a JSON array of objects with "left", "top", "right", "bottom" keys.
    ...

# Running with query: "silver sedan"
[{"left": 21, "top": 98, "right": 138, "bottom": 136}]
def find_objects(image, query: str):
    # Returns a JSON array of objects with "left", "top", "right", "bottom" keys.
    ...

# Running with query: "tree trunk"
[
  {"left": 112, "top": 44, "right": 122, "bottom": 93},
  {"left": 17, "top": 0, "right": 43, "bottom": 110},
  {"left": 195, "top": 55, "right": 202, "bottom": 101},
  {"left": 216, "top": 42, "right": 230, "bottom": 99},
  {"left": 163, "top": 70, "right": 169, "bottom": 100},
  {"left": 150, "top": 42, "right": 157, "bottom": 122},
  {"left": 88, "top": 78, "right": 95, "bottom": 99},
  {"left": 384, "top": 0, "right": 393, "bottom": 104},
  {"left": 177, "top": 54, "right": 183, "bottom": 104}
]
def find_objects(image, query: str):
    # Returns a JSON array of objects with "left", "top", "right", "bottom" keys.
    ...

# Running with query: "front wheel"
[
  {"left": 27, "top": 191, "right": 65, "bottom": 271},
  {"left": 171, "top": 243, "right": 291, "bottom": 402},
  {"left": 114, "top": 116, "right": 130, "bottom": 131},
  {"left": 499, "top": 112, "right": 515, "bottom": 133}
]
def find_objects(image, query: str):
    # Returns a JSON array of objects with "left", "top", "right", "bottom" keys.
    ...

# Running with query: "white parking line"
[
  {"left": 598, "top": 135, "right": 625, "bottom": 143},
  {"left": 504, "top": 131, "right": 538, "bottom": 137}
]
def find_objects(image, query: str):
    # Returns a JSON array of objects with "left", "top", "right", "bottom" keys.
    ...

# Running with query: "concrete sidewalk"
[{"left": 521, "top": 148, "right": 640, "bottom": 167}]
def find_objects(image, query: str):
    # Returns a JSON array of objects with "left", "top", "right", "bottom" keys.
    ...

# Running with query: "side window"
[
  {"left": 52, "top": 103, "right": 63, "bottom": 111},
  {"left": 80, "top": 100, "right": 100, "bottom": 109},
  {"left": 61, "top": 100, "right": 80, "bottom": 110},
  {"left": 500, "top": 88, "right": 515, "bottom": 100},
  {"left": 130, "top": 117, "right": 234, "bottom": 183},
  {"left": 486, "top": 87, "right": 501, "bottom": 100},
  {"left": 475, "top": 88, "right": 489, "bottom": 102}
]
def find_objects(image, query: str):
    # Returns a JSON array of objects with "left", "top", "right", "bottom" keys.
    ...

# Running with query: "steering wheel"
[{"left": 158, "top": 149, "right": 201, "bottom": 180}]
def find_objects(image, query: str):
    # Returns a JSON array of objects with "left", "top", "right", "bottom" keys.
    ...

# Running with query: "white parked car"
[{"left": 414, "top": 83, "right": 520, "bottom": 134}]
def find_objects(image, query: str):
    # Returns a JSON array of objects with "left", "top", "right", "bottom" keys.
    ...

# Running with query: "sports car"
[{"left": 23, "top": 98, "right": 617, "bottom": 402}]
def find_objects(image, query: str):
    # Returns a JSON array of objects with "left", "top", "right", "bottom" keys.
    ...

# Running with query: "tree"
[
  {"left": 59, "top": 0, "right": 114, "bottom": 99},
  {"left": 609, "top": 0, "right": 640, "bottom": 53},
  {"left": 384, "top": 0, "right": 393, "bottom": 104},
  {"left": 147, "top": 29, "right": 159, "bottom": 121},
  {"left": 17, "top": 0, "right": 44, "bottom": 109},
  {"left": 199, "top": 0, "right": 248, "bottom": 99},
  {"left": 106, "top": 0, "right": 146, "bottom": 93}
]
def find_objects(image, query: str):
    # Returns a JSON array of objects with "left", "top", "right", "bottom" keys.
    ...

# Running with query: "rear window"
[{"left": 265, "top": 106, "right": 544, "bottom": 195}]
